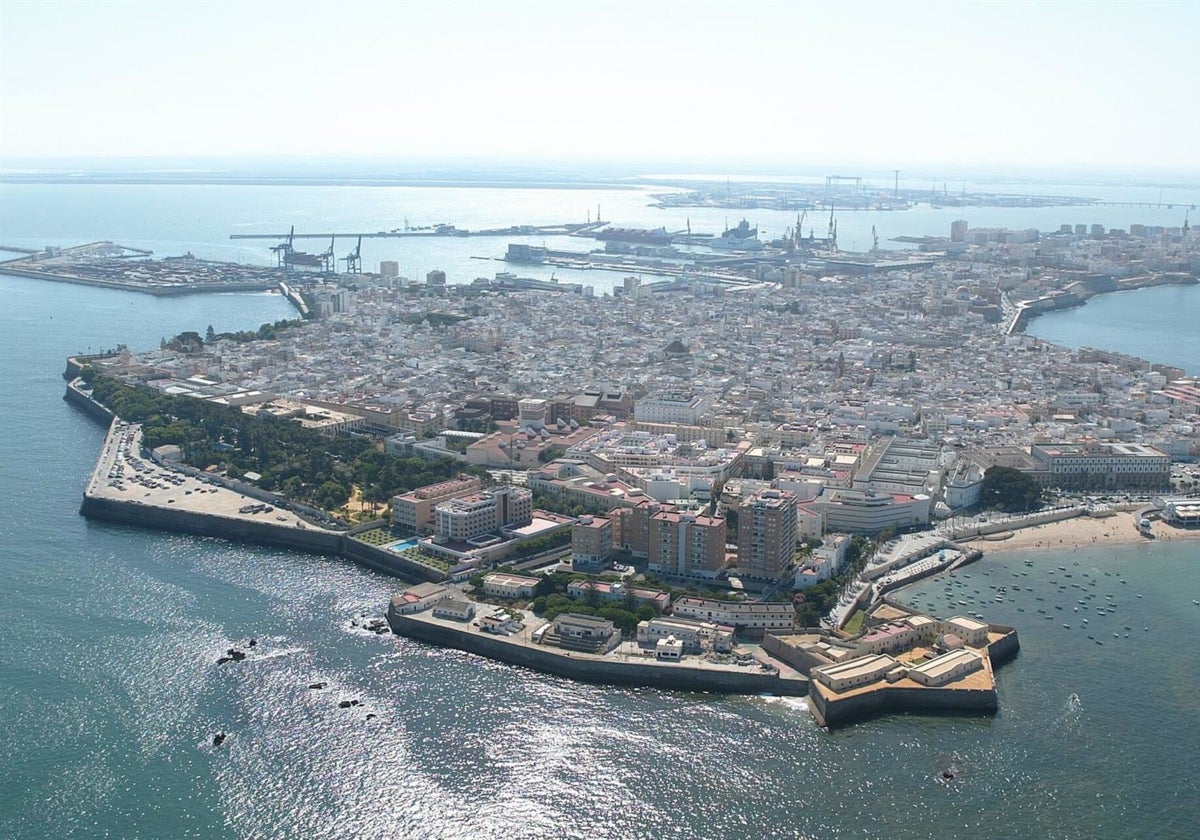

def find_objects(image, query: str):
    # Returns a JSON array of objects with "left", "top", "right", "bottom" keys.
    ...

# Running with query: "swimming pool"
[{"left": 384, "top": 537, "right": 422, "bottom": 552}]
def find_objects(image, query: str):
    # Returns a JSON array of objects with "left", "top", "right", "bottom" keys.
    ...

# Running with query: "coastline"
[
  {"left": 960, "top": 509, "right": 1200, "bottom": 554},
  {"left": 1007, "top": 271, "right": 1197, "bottom": 335},
  {"left": 67, "top": 382, "right": 446, "bottom": 584},
  {"left": 387, "top": 604, "right": 810, "bottom": 697}
]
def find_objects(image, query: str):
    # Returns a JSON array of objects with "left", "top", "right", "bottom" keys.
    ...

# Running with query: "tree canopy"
[
  {"left": 981, "top": 466, "right": 1042, "bottom": 512},
  {"left": 85, "top": 374, "right": 484, "bottom": 513}
]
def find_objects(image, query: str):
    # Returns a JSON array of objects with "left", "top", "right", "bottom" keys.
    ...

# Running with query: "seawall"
[
  {"left": 67, "top": 387, "right": 446, "bottom": 583},
  {"left": 809, "top": 681, "right": 998, "bottom": 728},
  {"left": 63, "top": 378, "right": 116, "bottom": 424},
  {"left": 388, "top": 608, "right": 808, "bottom": 696},
  {"left": 79, "top": 494, "right": 446, "bottom": 582}
]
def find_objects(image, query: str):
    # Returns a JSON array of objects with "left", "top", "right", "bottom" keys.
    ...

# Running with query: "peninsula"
[{"left": 53, "top": 205, "right": 1199, "bottom": 728}]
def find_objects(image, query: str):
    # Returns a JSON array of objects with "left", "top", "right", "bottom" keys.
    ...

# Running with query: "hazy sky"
[{"left": 1, "top": 0, "right": 1197, "bottom": 169}]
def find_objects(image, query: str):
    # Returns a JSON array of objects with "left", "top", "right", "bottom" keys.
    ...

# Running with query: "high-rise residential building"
[
  {"left": 648, "top": 509, "right": 726, "bottom": 578},
  {"left": 737, "top": 488, "right": 798, "bottom": 579},
  {"left": 380, "top": 260, "right": 399, "bottom": 278},
  {"left": 950, "top": 220, "right": 969, "bottom": 243},
  {"left": 571, "top": 515, "right": 613, "bottom": 569}
]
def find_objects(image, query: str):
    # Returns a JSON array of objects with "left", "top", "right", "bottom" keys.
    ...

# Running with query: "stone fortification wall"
[
  {"left": 79, "top": 496, "right": 444, "bottom": 583},
  {"left": 388, "top": 609, "right": 808, "bottom": 696},
  {"left": 986, "top": 626, "right": 1021, "bottom": 664},
  {"left": 762, "top": 632, "right": 838, "bottom": 676},
  {"left": 63, "top": 379, "right": 116, "bottom": 424},
  {"left": 810, "top": 682, "right": 998, "bottom": 729}
]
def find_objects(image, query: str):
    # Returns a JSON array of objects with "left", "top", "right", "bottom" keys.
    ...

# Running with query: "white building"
[
  {"left": 820, "top": 489, "right": 932, "bottom": 534},
  {"left": 634, "top": 392, "right": 712, "bottom": 425},
  {"left": 636, "top": 616, "right": 734, "bottom": 653},
  {"left": 812, "top": 654, "right": 899, "bottom": 692},
  {"left": 435, "top": 485, "right": 533, "bottom": 542},
  {"left": 672, "top": 597, "right": 794, "bottom": 633},
  {"left": 432, "top": 597, "right": 475, "bottom": 622},
  {"left": 481, "top": 572, "right": 540, "bottom": 600},
  {"left": 907, "top": 648, "right": 984, "bottom": 686}
]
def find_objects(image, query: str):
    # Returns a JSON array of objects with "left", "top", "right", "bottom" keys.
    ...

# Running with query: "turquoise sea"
[{"left": 2, "top": 176, "right": 1199, "bottom": 839}]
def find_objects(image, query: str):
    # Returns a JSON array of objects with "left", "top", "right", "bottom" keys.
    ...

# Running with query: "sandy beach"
[{"left": 959, "top": 510, "right": 1200, "bottom": 553}]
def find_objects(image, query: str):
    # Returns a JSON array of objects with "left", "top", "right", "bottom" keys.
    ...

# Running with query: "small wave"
[{"left": 756, "top": 695, "right": 809, "bottom": 712}]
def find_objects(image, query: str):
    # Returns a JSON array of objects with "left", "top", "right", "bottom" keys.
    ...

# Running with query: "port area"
[
  {"left": 0, "top": 241, "right": 287, "bottom": 295},
  {"left": 228, "top": 220, "right": 607, "bottom": 240},
  {"left": 386, "top": 595, "right": 809, "bottom": 696}
]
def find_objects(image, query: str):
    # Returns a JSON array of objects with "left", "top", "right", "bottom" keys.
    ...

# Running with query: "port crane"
[
  {"left": 271, "top": 225, "right": 296, "bottom": 269},
  {"left": 320, "top": 235, "right": 336, "bottom": 274},
  {"left": 271, "top": 225, "right": 329, "bottom": 272},
  {"left": 341, "top": 236, "right": 362, "bottom": 274}
]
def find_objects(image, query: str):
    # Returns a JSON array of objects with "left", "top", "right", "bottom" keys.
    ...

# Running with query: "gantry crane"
[{"left": 341, "top": 236, "right": 362, "bottom": 274}]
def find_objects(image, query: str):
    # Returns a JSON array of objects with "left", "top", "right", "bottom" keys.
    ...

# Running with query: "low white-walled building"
[
  {"left": 432, "top": 597, "right": 476, "bottom": 622},
  {"left": 481, "top": 572, "right": 540, "bottom": 600},
  {"left": 812, "top": 654, "right": 898, "bottom": 692},
  {"left": 907, "top": 648, "right": 984, "bottom": 686}
]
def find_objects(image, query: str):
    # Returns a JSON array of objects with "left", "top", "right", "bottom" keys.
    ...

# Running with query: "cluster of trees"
[
  {"left": 507, "top": 529, "right": 571, "bottom": 560},
  {"left": 522, "top": 571, "right": 660, "bottom": 636},
  {"left": 401, "top": 311, "right": 470, "bottom": 328},
  {"left": 85, "top": 374, "right": 481, "bottom": 512},
  {"left": 981, "top": 466, "right": 1042, "bottom": 512},
  {"left": 529, "top": 594, "right": 656, "bottom": 636},
  {"left": 531, "top": 492, "right": 603, "bottom": 519},
  {"left": 206, "top": 319, "right": 307, "bottom": 344},
  {"left": 792, "top": 535, "right": 872, "bottom": 627}
]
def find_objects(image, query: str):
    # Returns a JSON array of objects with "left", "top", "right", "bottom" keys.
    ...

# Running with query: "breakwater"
[
  {"left": 387, "top": 608, "right": 809, "bottom": 696},
  {"left": 2, "top": 262, "right": 280, "bottom": 296}
]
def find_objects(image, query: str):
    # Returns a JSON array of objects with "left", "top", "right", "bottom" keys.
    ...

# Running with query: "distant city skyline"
[{"left": 1, "top": 0, "right": 1198, "bottom": 170}]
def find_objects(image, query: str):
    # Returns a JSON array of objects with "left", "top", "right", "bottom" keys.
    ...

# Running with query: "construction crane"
[{"left": 341, "top": 236, "right": 362, "bottom": 274}]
